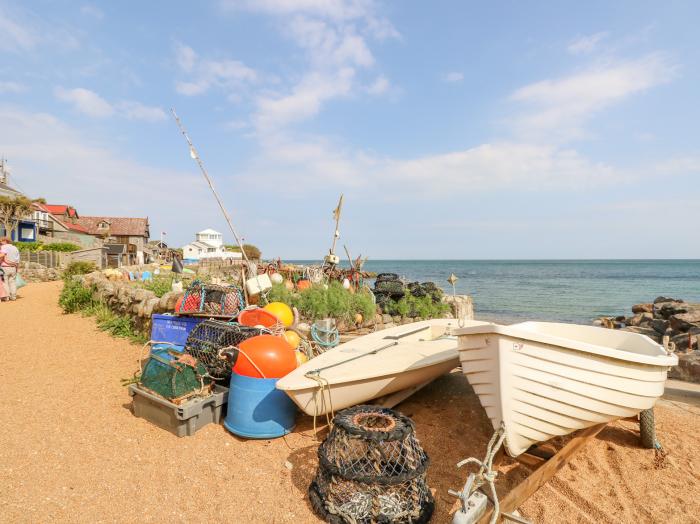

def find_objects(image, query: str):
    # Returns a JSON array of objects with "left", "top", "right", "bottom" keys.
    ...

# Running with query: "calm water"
[{"left": 292, "top": 260, "right": 700, "bottom": 324}]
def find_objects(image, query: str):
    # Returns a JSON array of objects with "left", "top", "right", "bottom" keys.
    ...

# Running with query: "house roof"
[
  {"left": 197, "top": 228, "right": 221, "bottom": 235},
  {"left": 0, "top": 181, "right": 22, "bottom": 196},
  {"left": 77, "top": 216, "right": 149, "bottom": 237},
  {"left": 45, "top": 204, "right": 79, "bottom": 218},
  {"left": 185, "top": 241, "right": 216, "bottom": 250}
]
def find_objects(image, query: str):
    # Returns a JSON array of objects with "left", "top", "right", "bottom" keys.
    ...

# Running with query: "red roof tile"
[
  {"left": 45, "top": 204, "right": 78, "bottom": 218},
  {"left": 76, "top": 216, "right": 149, "bottom": 237}
]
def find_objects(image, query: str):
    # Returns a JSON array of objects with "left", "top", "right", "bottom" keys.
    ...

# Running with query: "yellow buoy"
[
  {"left": 283, "top": 330, "right": 301, "bottom": 350},
  {"left": 263, "top": 301, "right": 294, "bottom": 327},
  {"left": 295, "top": 350, "right": 309, "bottom": 366},
  {"left": 354, "top": 313, "right": 363, "bottom": 325}
]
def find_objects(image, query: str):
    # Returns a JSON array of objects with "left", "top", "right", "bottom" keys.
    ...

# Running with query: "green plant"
[
  {"left": 265, "top": 283, "right": 294, "bottom": 305},
  {"left": 143, "top": 276, "right": 173, "bottom": 297},
  {"left": 381, "top": 294, "right": 449, "bottom": 319},
  {"left": 63, "top": 261, "right": 96, "bottom": 278},
  {"left": 224, "top": 243, "right": 262, "bottom": 259},
  {"left": 18, "top": 241, "right": 80, "bottom": 252},
  {"left": 58, "top": 279, "right": 96, "bottom": 313}
]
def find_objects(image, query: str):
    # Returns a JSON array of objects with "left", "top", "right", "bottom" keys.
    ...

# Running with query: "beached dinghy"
[
  {"left": 455, "top": 321, "right": 678, "bottom": 457},
  {"left": 277, "top": 319, "right": 490, "bottom": 416}
]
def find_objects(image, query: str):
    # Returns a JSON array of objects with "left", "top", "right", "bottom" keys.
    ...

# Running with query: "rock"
[
  {"left": 649, "top": 318, "right": 670, "bottom": 334},
  {"left": 443, "top": 295, "right": 474, "bottom": 321},
  {"left": 632, "top": 303, "right": 653, "bottom": 314},
  {"left": 626, "top": 313, "right": 653, "bottom": 327},
  {"left": 620, "top": 326, "right": 662, "bottom": 343},
  {"left": 592, "top": 319, "right": 603, "bottom": 327},
  {"left": 144, "top": 298, "right": 160, "bottom": 317},
  {"left": 654, "top": 301, "right": 688, "bottom": 319},
  {"left": 392, "top": 316, "right": 401, "bottom": 324},
  {"left": 653, "top": 296, "right": 684, "bottom": 304},
  {"left": 667, "top": 350, "right": 700, "bottom": 383},
  {"left": 670, "top": 332, "right": 699, "bottom": 352},
  {"left": 382, "top": 314, "right": 393, "bottom": 324},
  {"left": 383, "top": 322, "right": 396, "bottom": 329},
  {"left": 669, "top": 308, "right": 700, "bottom": 332}
]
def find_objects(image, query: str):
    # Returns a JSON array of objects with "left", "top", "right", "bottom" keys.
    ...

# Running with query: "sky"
[{"left": 1, "top": 1, "right": 699, "bottom": 259}]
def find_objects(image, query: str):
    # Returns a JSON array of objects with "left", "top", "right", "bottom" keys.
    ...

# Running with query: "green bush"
[
  {"left": 17, "top": 241, "right": 80, "bottom": 252},
  {"left": 265, "top": 282, "right": 377, "bottom": 322},
  {"left": 143, "top": 276, "right": 173, "bottom": 298},
  {"left": 224, "top": 243, "right": 262, "bottom": 259},
  {"left": 381, "top": 294, "right": 449, "bottom": 319},
  {"left": 58, "top": 279, "right": 96, "bottom": 313},
  {"left": 63, "top": 261, "right": 96, "bottom": 278}
]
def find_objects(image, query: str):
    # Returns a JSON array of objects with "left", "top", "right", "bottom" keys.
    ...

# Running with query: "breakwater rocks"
[{"left": 596, "top": 296, "right": 700, "bottom": 383}]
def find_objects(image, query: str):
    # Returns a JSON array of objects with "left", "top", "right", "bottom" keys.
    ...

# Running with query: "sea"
[{"left": 291, "top": 260, "right": 700, "bottom": 325}]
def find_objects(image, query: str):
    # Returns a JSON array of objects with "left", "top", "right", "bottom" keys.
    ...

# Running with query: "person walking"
[{"left": 0, "top": 236, "right": 20, "bottom": 301}]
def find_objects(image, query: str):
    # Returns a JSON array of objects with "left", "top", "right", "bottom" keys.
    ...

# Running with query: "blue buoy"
[{"left": 224, "top": 372, "right": 297, "bottom": 439}]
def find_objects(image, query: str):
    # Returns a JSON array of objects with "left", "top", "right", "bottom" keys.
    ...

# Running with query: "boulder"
[
  {"left": 669, "top": 310, "right": 700, "bottom": 332},
  {"left": 382, "top": 314, "right": 393, "bottom": 325},
  {"left": 653, "top": 296, "right": 684, "bottom": 304},
  {"left": 626, "top": 312, "right": 653, "bottom": 327},
  {"left": 670, "top": 332, "right": 699, "bottom": 352},
  {"left": 654, "top": 302, "right": 689, "bottom": 319},
  {"left": 667, "top": 351, "right": 700, "bottom": 383},
  {"left": 631, "top": 303, "right": 653, "bottom": 314},
  {"left": 649, "top": 318, "right": 670, "bottom": 334},
  {"left": 443, "top": 295, "right": 474, "bottom": 321}
]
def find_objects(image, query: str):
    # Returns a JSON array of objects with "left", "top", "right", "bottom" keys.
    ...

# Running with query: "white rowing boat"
[
  {"left": 454, "top": 321, "right": 678, "bottom": 457},
  {"left": 277, "top": 319, "right": 489, "bottom": 416}
]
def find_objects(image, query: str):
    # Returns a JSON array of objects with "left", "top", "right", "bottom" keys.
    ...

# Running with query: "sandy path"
[{"left": 1, "top": 281, "right": 699, "bottom": 523}]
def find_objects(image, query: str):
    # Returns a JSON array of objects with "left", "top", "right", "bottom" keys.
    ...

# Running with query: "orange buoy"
[
  {"left": 238, "top": 308, "right": 279, "bottom": 329},
  {"left": 284, "top": 279, "right": 294, "bottom": 291},
  {"left": 234, "top": 335, "right": 297, "bottom": 379},
  {"left": 297, "top": 279, "right": 312, "bottom": 291}
]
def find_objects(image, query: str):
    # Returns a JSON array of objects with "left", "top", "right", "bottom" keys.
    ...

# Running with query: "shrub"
[
  {"left": 59, "top": 279, "right": 96, "bottom": 313},
  {"left": 17, "top": 241, "right": 80, "bottom": 252},
  {"left": 225, "top": 243, "right": 261, "bottom": 260},
  {"left": 381, "top": 294, "right": 449, "bottom": 319},
  {"left": 63, "top": 261, "right": 96, "bottom": 278},
  {"left": 143, "top": 276, "right": 173, "bottom": 298}
]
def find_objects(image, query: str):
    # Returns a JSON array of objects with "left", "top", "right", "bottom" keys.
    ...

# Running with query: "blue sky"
[{"left": 1, "top": 1, "right": 698, "bottom": 258}]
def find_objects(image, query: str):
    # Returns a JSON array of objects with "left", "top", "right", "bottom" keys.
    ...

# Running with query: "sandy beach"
[{"left": 2, "top": 281, "right": 699, "bottom": 523}]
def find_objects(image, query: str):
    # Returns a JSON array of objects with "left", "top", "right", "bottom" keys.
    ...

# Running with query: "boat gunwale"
[{"left": 454, "top": 322, "right": 678, "bottom": 367}]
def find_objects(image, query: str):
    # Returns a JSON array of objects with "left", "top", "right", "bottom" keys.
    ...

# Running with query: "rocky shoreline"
[{"left": 596, "top": 296, "right": 700, "bottom": 383}]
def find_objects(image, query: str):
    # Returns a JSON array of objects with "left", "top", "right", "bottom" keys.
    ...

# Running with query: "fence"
[{"left": 19, "top": 251, "right": 70, "bottom": 269}]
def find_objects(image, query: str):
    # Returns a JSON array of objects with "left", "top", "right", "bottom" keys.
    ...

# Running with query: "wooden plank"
[{"left": 478, "top": 423, "right": 606, "bottom": 523}]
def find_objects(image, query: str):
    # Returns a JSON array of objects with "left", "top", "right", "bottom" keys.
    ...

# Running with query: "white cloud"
[
  {"left": 0, "top": 8, "right": 37, "bottom": 52},
  {"left": 55, "top": 86, "right": 167, "bottom": 121},
  {"left": 55, "top": 87, "right": 114, "bottom": 117},
  {"left": 443, "top": 71, "right": 464, "bottom": 83},
  {"left": 567, "top": 32, "right": 608, "bottom": 55},
  {"left": 0, "top": 81, "right": 25, "bottom": 93},
  {"left": 367, "top": 75, "right": 389, "bottom": 95},
  {"left": 509, "top": 53, "right": 677, "bottom": 141},
  {"left": 118, "top": 101, "right": 167, "bottom": 122},
  {"left": 174, "top": 44, "right": 258, "bottom": 97},
  {"left": 80, "top": 4, "right": 104, "bottom": 20}
]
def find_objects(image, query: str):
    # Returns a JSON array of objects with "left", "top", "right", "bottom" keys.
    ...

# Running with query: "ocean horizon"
[{"left": 289, "top": 259, "right": 700, "bottom": 325}]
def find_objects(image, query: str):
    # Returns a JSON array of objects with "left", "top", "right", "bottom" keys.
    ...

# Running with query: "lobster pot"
[
  {"left": 184, "top": 320, "right": 269, "bottom": 382},
  {"left": 310, "top": 405, "right": 434, "bottom": 524},
  {"left": 178, "top": 280, "right": 245, "bottom": 318},
  {"left": 139, "top": 348, "right": 212, "bottom": 403}
]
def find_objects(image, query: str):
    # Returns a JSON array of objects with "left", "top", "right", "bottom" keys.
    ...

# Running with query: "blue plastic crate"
[{"left": 151, "top": 314, "right": 206, "bottom": 346}]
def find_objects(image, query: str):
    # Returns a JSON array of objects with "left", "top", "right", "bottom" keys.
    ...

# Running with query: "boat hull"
[{"left": 456, "top": 322, "right": 677, "bottom": 457}]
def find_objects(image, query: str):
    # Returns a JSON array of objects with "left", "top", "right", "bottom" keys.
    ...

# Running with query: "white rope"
[{"left": 454, "top": 423, "right": 507, "bottom": 524}]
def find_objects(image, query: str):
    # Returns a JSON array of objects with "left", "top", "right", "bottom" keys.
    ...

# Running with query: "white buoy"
[
  {"left": 342, "top": 278, "right": 351, "bottom": 289},
  {"left": 271, "top": 272, "right": 284, "bottom": 285}
]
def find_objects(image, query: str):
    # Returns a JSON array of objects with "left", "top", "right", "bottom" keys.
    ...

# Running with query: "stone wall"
[
  {"left": 19, "top": 262, "right": 62, "bottom": 282},
  {"left": 81, "top": 271, "right": 183, "bottom": 335}
]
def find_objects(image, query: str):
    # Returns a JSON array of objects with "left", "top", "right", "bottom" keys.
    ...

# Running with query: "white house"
[{"left": 181, "top": 229, "right": 242, "bottom": 261}]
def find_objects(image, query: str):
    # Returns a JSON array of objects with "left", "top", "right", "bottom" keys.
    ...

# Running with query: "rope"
[
  {"left": 311, "top": 322, "right": 340, "bottom": 348},
  {"left": 453, "top": 423, "right": 507, "bottom": 524},
  {"left": 305, "top": 372, "right": 335, "bottom": 437}
]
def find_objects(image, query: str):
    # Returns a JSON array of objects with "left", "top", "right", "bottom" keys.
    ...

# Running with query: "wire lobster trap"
[
  {"left": 310, "top": 405, "right": 434, "bottom": 524},
  {"left": 178, "top": 279, "right": 245, "bottom": 318},
  {"left": 184, "top": 320, "right": 269, "bottom": 381},
  {"left": 139, "top": 348, "right": 212, "bottom": 403}
]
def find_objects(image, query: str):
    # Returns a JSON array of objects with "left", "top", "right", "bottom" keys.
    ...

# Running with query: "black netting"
[
  {"left": 375, "top": 273, "right": 399, "bottom": 283},
  {"left": 184, "top": 320, "right": 269, "bottom": 381},
  {"left": 374, "top": 280, "right": 405, "bottom": 298},
  {"left": 311, "top": 405, "right": 434, "bottom": 524}
]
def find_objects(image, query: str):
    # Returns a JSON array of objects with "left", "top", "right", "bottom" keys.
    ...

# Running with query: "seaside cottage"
[
  {"left": 181, "top": 229, "right": 242, "bottom": 262},
  {"left": 76, "top": 216, "right": 151, "bottom": 266}
]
